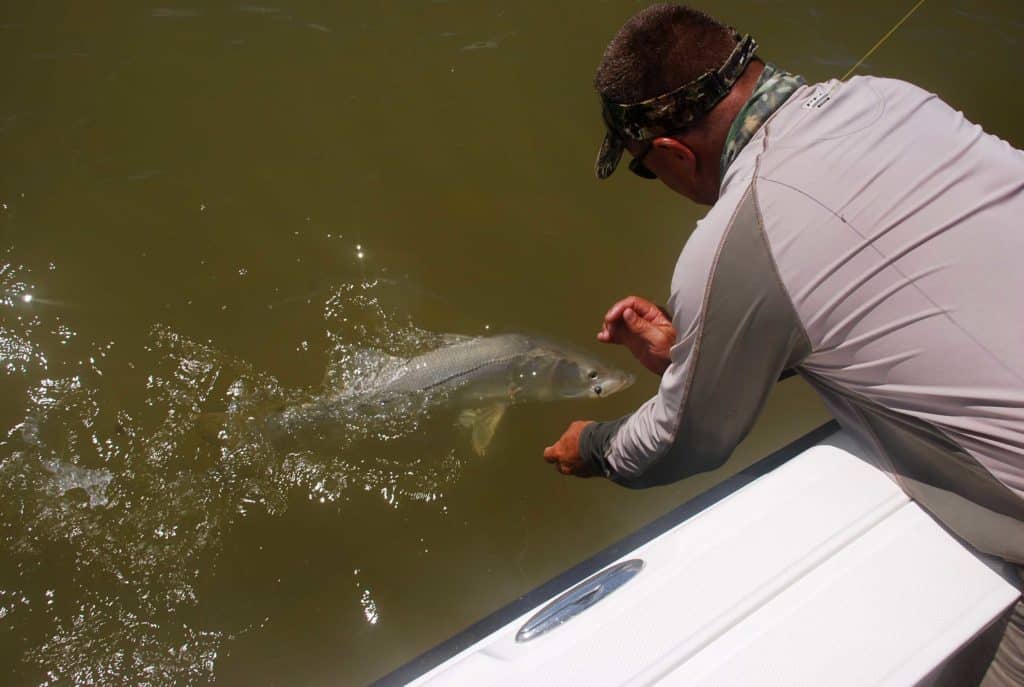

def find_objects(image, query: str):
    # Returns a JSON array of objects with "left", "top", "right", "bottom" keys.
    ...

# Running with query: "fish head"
[
  {"left": 570, "top": 359, "right": 635, "bottom": 400},
  {"left": 523, "top": 343, "right": 635, "bottom": 401}
]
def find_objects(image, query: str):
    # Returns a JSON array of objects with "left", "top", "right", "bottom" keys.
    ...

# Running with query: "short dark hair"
[{"left": 595, "top": 4, "right": 740, "bottom": 105}]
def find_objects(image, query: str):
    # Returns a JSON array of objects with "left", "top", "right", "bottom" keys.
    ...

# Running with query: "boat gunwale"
[{"left": 369, "top": 419, "right": 842, "bottom": 686}]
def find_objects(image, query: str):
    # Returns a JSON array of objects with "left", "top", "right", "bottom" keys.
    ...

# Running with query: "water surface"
[{"left": 1, "top": 1, "right": 1021, "bottom": 685}]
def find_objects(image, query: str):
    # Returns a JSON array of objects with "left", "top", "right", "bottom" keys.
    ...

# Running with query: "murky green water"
[{"left": 1, "top": 1, "right": 1021, "bottom": 685}]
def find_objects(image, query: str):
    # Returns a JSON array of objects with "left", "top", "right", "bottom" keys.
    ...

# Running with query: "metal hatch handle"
[{"left": 515, "top": 559, "right": 645, "bottom": 643}]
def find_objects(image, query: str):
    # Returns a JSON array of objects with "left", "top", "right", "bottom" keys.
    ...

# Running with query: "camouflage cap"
[{"left": 595, "top": 33, "right": 758, "bottom": 179}]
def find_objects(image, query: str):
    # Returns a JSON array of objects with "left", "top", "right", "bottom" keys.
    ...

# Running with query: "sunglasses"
[{"left": 628, "top": 140, "right": 658, "bottom": 179}]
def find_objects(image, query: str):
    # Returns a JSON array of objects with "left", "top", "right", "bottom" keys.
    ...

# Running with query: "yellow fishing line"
[{"left": 841, "top": 0, "right": 929, "bottom": 80}]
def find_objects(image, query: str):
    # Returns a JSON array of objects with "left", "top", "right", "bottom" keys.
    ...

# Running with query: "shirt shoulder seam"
[
  {"left": 749, "top": 177, "right": 813, "bottom": 363},
  {"left": 661, "top": 183, "right": 756, "bottom": 451}
]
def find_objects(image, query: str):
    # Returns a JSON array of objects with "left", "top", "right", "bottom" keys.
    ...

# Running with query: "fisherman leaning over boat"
[{"left": 542, "top": 5, "right": 1024, "bottom": 684}]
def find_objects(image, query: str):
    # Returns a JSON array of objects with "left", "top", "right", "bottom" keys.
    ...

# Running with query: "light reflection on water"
[
  {"left": 1, "top": 278, "right": 476, "bottom": 684},
  {"left": 0, "top": 258, "right": 51, "bottom": 375}
]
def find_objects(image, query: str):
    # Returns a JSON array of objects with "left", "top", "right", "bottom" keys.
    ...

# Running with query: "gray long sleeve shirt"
[{"left": 581, "top": 76, "right": 1024, "bottom": 564}]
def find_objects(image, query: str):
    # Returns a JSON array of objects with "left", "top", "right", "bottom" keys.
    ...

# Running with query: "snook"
[
  {"left": 376, "top": 333, "right": 634, "bottom": 453},
  {"left": 213, "top": 333, "right": 634, "bottom": 455}
]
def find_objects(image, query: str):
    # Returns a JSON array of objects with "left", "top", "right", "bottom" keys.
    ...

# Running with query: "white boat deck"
[{"left": 382, "top": 427, "right": 1021, "bottom": 687}]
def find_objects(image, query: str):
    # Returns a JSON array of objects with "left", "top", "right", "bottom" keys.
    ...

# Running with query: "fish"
[
  {"left": 376, "top": 333, "right": 633, "bottom": 453},
  {"left": 201, "top": 333, "right": 634, "bottom": 455}
]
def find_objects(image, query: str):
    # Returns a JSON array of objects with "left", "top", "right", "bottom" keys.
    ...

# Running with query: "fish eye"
[
  {"left": 588, "top": 370, "right": 598, "bottom": 379},
  {"left": 594, "top": 385, "right": 602, "bottom": 395}
]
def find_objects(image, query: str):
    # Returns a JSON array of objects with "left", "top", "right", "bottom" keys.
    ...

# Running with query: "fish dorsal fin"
[
  {"left": 437, "top": 332, "right": 478, "bottom": 347},
  {"left": 457, "top": 404, "right": 507, "bottom": 456}
]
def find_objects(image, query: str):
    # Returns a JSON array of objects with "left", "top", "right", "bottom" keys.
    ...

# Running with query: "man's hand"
[
  {"left": 597, "top": 296, "right": 676, "bottom": 376},
  {"left": 543, "top": 421, "right": 597, "bottom": 477}
]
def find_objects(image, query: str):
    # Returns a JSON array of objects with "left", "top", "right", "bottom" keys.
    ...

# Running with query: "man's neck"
[
  {"left": 707, "top": 60, "right": 765, "bottom": 167},
  {"left": 666, "top": 59, "right": 768, "bottom": 205}
]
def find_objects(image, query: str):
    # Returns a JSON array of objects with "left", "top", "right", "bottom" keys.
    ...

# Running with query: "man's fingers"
[
  {"left": 603, "top": 296, "right": 647, "bottom": 326},
  {"left": 544, "top": 443, "right": 563, "bottom": 468},
  {"left": 609, "top": 296, "right": 656, "bottom": 319},
  {"left": 623, "top": 307, "right": 649, "bottom": 334},
  {"left": 625, "top": 298, "right": 654, "bottom": 319},
  {"left": 603, "top": 298, "right": 633, "bottom": 323},
  {"left": 622, "top": 297, "right": 672, "bottom": 327},
  {"left": 603, "top": 297, "right": 662, "bottom": 337},
  {"left": 598, "top": 320, "right": 626, "bottom": 345}
]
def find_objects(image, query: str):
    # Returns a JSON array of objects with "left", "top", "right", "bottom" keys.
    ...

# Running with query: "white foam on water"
[
  {"left": 2, "top": 279, "right": 471, "bottom": 685},
  {"left": 39, "top": 458, "right": 113, "bottom": 508}
]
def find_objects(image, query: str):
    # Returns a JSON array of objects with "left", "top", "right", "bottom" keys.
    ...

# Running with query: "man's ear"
[{"left": 653, "top": 137, "right": 697, "bottom": 175}]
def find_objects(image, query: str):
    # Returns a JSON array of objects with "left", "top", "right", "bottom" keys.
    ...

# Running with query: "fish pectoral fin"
[
  {"left": 508, "top": 383, "right": 524, "bottom": 402},
  {"left": 458, "top": 404, "right": 507, "bottom": 456}
]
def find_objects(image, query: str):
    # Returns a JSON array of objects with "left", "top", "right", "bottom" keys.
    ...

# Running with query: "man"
[{"left": 542, "top": 4, "right": 1023, "bottom": 684}]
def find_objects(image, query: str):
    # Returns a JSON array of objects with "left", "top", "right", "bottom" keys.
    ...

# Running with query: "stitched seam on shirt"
[
  {"left": 660, "top": 186, "right": 756, "bottom": 457},
  {"left": 756, "top": 176, "right": 1024, "bottom": 386},
  {"left": 766, "top": 79, "right": 889, "bottom": 148},
  {"left": 749, "top": 178, "right": 813, "bottom": 365},
  {"left": 753, "top": 114, "right": 813, "bottom": 363},
  {"left": 807, "top": 369, "right": 1023, "bottom": 511}
]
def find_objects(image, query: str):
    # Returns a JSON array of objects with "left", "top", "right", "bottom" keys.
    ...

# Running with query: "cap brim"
[{"left": 595, "top": 129, "right": 624, "bottom": 180}]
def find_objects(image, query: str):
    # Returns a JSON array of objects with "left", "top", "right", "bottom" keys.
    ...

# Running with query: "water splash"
[
  {"left": 1, "top": 279, "right": 471, "bottom": 685},
  {"left": 39, "top": 457, "right": 112, "bottom": 508}
]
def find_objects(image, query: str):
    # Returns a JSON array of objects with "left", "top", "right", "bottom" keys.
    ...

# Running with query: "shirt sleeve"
[{"left": 579, "top": 185, "right": 811, "bottom": 488}]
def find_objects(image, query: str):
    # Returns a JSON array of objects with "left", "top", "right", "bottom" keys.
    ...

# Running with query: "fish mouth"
[{"left": 595, "top": 370, "right": 635, "bottom": 397}]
